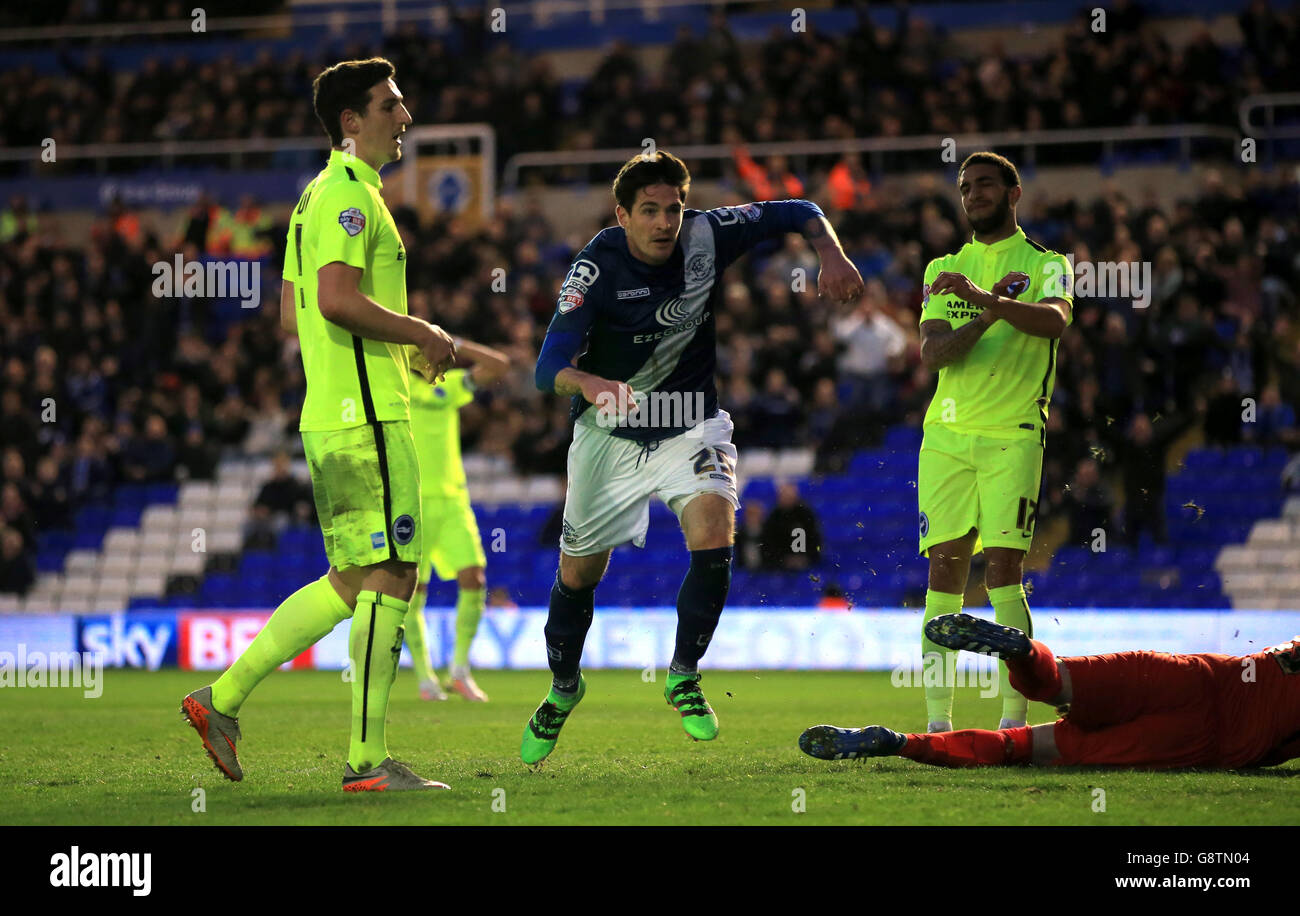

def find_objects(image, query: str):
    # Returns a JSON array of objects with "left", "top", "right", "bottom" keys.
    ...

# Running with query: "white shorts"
[{"left": 560, "top": 410, "right": 740, "bottom": 556}]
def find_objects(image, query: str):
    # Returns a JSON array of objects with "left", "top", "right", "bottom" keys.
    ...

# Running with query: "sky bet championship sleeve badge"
[
  {"left": 338, "top": 207, "right": 366, "bottom": 237},
  {"left": 557, "top": 287, "right": 584, "bottom": 313}
]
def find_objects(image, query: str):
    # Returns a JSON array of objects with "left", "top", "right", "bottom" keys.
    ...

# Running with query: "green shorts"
[
  {"left": 302, "top": 421, "right": 423, "bottom": 571},
  {"left": 917, "top": 424, "right": 1044, "bottom": 557},
  {"left": 419, "top": 494, "right": 487, "bottom": 582}
]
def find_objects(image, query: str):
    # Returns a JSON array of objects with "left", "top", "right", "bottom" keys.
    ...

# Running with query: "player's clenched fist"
[
  {"left": 817, "top": 251, "right": 865, "bottom": 304},
  {"left": 992, "top": 271, "right": 1031, "bottom": 299},
  {"left": 414, "top": 322, "right": 457, "bottom": 382},
  {"left": 928, "top": 270, "right": 988, "bottom": 304},
  {"left": 582, "top": 376, "right": 641, "bottom": 420}
]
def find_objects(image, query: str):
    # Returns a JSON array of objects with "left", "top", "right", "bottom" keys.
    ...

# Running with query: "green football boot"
[
  {"left": 665, "top": 671, "right": 718, "bottom": 741},
  {"left": 520, "top": 675, "right": 586, "bottom": 765}
]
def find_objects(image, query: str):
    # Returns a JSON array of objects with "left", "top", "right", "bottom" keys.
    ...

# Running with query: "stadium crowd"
[
  {"left": 3, "top": 156, "right": 1298, "bottom": 592},
  {"left": 5, "top": 1, "right": 1298, "bottom": 174},
  {"left": 2, "top": 2, "right": 1299, "bottom": 594}
]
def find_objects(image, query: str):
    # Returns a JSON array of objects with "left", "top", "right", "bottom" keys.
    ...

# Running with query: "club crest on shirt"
[
  {"left": 919, "top": 511, "right": 930, "bottom": 538},
  {"left": 1005, "top": 276, "right": 1031, "bottom": 297},
  {"left": 686, "top": 253, "right": 714, "bottom": 284},
  {"left": 392, "top": 514, "right": 415, "bottom": 546},
  {"left": 338, "top": 207, "right": 365, "bottom": 237}
]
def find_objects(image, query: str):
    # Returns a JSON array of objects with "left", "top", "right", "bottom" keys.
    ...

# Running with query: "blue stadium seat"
[
  {"left": 1223, "top": 447, "right": 1264, "bottom": 470},
  {"left": 114, "top": 484, "right": 150, "bottom": 511},
  {"left": 110, "top": 507, "right": 143, "bottom": 527},
  {"left": 848, "top": 450, "right": 886, "bottom": 474},
  {"left": 144, "top": 483, "right": 179, "bottom": 505},
  {"left": 883, "top": 426, "right": 923, "bottom": 452},
  {"left": 76, "top": 505, "right": 113, "bottom": 533},
  {"left": 1182, "top": 570, "right": 1221, "bottom": 592},
  {"left": 200, "top": 573, "right": 241, "bottom": 608},
  {"left": 241, "top": 575, "right": 273, "bottom": 603},
  {"left": 1181, "top": 449, "right": 1224, "bottom": 471},
  {"left": 1179, "top": 546, "right": 1220, "bottom": 570},
  {"left": 1265, "top": 446, "right": 1290, "bottom": 469},
  {"left": 71, "top": 528, "right": 107, "bottom": 550},
  {"left": 279, "top": 527, "right": 317, "bottom": 554},
  {"left": 1141, "top": 545, "right": 1177, "bottom": 567},
  {"left": 37, "top": 530, "right": 73, "bottom": 553},
  {"left": 1091, "top": 547, "right": 1135, "bottom": 571}
]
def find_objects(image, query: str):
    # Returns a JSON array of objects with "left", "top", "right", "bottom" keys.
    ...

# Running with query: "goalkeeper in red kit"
[{"left": 800, "top": 614, "right": 1300, "bottom": 769}]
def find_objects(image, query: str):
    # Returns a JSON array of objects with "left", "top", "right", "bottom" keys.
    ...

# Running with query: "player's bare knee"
[
  {"left": 685, "top": 524, "right": 733, "bottom": 551},
  {"left": 927, "top": 544, "right": 971, "bottom": 592},
  {"left": 361, "top": 559, "right": 417, "bottom": 601},
  {"left": 328, "top": 567, "right": 361, "bottom": 609},
  {"left": 559, "top": 551, "right": 608, "bottom": 590},
  {"left": 680, "top": 493, "right": 735, "bottom": 551},
  {"left": 983, "top": 548, "right": 1024, "bottom": 589},
  {"left": 458, "top": 566, "right": 486, "bottom": 591}
]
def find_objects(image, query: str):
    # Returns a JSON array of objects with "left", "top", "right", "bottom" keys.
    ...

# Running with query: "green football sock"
[
  {"left": 988, "top": 583, "right": 1033, "bottom": 722},
  {"left": 921, "top": 589, "right": 964, "bottom": 724},
  {"left": 210, "top": 574, "right": 352, "bottom": 717},
  {"left": 348, "top": 590, "right": 408, "bottom": 773},
  {"left": 452, "top": 586, "right": 486, "bottom": 669},
  {"left": 404, "top": 584, "right": 437, "bottom": 685}
]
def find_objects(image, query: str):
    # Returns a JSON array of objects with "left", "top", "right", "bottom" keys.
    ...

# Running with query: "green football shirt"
[
  {"left": 410, "top": 368, "right": 475, "bottom": 498},
  {"left": 919, "top": 227, "right": 1073, "bottom": 440},
  {"left": 284, "top": 149, "right": 410, "bottom": 431}
]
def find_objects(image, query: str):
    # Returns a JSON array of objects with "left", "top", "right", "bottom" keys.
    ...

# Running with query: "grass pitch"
[{"left": 2, "top": 669, "right": 1297, "bottom": 826}]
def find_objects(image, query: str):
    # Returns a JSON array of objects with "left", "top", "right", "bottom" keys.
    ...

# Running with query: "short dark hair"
[
  {"left": 958, "top": 151, "right": 1021, "bottom": 188},
  {"left": 312, "top": 58, "right": 396, "bottom": 147},
  {"left": 612, "top": 150, "right": 691, "bottom": 212}
]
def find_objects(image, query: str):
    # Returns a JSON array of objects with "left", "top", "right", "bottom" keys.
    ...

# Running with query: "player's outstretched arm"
[{"left": 456, "top": 338, "right": 511, "bottom": 386}]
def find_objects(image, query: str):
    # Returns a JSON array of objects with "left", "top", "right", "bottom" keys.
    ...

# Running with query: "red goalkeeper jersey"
[{"left": 1214, "top": 638, "right": 1300, "bottom": 768}]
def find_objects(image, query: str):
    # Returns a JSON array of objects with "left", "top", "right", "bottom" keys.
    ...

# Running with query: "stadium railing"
[
  {"left": 0, "top": 124, "right": 1242, "bottom": 183},
  {"left": 500, "top": 125, "right": 1243, "bottom": 190},
  {"left": 1239, "top": 92, "right": 1300, "bottom": 140}
]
